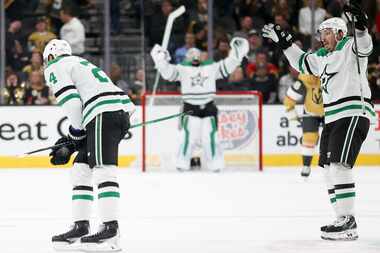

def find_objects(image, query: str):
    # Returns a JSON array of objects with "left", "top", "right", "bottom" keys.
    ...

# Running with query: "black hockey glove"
[
  {"left": 49, "top": 126, "right": 86, "bottom": 165},
  {"left": 49, "top": 136, "right": 76, "bottom": 165},
  {"left": 343, "top": 0, "right": 368, "bottom": 31},
  {"left": 262, "top": 23, "right": 293, "bottom": 50}
]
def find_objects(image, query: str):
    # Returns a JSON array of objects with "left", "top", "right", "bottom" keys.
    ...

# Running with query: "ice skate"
[
  {"left": 321, "top": 215, "right": 358, "bottom": 241},
  {"left": 301, "top": 166, "right": 311, "bottom": 177},
  {"left": 52, "top": 220, "right": 89, "bottom": 251},
  {"left": 80, "top": 221, "right": 121, "bottom": 252}
]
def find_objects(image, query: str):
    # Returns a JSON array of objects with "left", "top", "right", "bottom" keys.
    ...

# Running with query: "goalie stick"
[
  {"left": 150, "top": 5, "right": 186, "bottom": 106},
  {"left": 20, "top": 110, "right": 193, "bottom": 157}
]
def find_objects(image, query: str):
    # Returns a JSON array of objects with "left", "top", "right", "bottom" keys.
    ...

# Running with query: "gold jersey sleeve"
[{"left": 298, "top": 74, "right": 324, "bottom": 116}]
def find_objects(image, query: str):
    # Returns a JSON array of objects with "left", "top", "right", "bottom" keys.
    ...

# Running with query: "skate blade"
[
  {"left": 53, "top": 241, "right": 82, "bottom": 251},
  {"left": 80, "top": 240, "right": 121, "bottom": 252},
  {"left": 321, "top": 229, "right": 358, "bottom": 241}
]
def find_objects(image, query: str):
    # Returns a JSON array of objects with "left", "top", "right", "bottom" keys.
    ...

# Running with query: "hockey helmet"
[
  {"left": 43, "top": 39, "right": 72, "bottom": 65},
  {"left": 318, "top": 17, "right": 347, "bottom": 38},
  {"left": 185, "top": 48, "right": 201, "bottom": 63}
]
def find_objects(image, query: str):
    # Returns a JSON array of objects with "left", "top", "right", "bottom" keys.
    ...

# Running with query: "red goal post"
[{"left": 141, "top": 91, "right": 263, "bottom": 172}]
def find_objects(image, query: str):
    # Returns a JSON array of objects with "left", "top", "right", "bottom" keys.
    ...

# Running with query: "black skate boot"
[
  {"left": 81, "top": 220, "right": 121, "bottom": 252},
  {"left": 52, "top": 220, "right": 89, "bottom": 250},
  {"left": 321, "top": 215, "right": 358, "bottom": 241}
]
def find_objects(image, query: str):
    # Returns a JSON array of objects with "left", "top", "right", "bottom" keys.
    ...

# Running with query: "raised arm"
[{"left": 150, "top": 44, "right": 180, "bottom": 82}]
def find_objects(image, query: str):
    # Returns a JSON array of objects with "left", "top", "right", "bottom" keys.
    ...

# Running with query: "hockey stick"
[
  {"left": 19, "top": 110, "right": 193, "bottom": 157},
  {"left": 344, "top": 1, "right": 366, "bottom": 115},
  {"left": 150, "top": 5, "right": 186, "bottom": 106}
]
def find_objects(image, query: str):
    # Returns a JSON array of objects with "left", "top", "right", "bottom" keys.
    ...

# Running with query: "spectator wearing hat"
[
  {"left": 60, "top": 6, "right": 85, "bottom": 56},
  {"left": 246, "top": 29, "right": 269, "bottom": 63},
  {"left": 28, "top": 17, "right": 57, "bottom": 53}
]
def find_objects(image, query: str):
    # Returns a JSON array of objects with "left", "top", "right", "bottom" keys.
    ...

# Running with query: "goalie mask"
[
  {"left": 318, "top": 17, "right": 347, "bottom": 40},
  {"left": 185, "top": 48, "right": 201, "bottom": 66},
  {"left": 43, "top": 39, "right": 72, "bottom": 67}
]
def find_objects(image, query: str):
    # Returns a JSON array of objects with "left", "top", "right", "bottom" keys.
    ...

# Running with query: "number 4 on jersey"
[{"left": 50, "top": 72, "right": 58, "bottom": 84}]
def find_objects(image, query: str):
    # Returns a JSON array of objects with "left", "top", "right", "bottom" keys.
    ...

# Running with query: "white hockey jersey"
[
  {"left": 284, "top": 30, "right": 375, "bottom": 124},
  {"left": 156, "top": 58, "right": 241, "bottom": 105},
  {"left": 44, "top": 55, "right": 135, "bottom": 129}
]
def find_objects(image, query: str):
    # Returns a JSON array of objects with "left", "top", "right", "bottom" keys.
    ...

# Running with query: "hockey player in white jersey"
[
  {"left": 150, "top": 37, "right": 249, "bottom": 172},
  {"left": 43, "top": 39, "right": 135, "bottom": 251},
  {"left": 263, "top": 0, "right": 374, "bottom": 241}
]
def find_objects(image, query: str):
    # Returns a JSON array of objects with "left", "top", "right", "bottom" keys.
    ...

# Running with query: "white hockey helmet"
[
  {"left": 43, "top": 39, "right": 72, "bottom": 65},
  {"left": 185, "top": 48, "right": 201, "bottom": 62},
  {"left": 318, "top": 17, "right": 347, "bottom": 38}
]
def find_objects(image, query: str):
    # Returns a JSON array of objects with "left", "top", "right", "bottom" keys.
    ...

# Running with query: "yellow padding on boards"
[
  {"left": 0, "top": 156, "right": 136, "bottom": 168},
  {"left": 263, "top": 154, "right": 380, "bottom": 166},
  {"left": 302, "top": 132, "right": 319, "bottom": 146}
]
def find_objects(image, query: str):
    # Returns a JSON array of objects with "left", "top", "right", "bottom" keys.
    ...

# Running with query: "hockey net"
[{"left": 141, "top": 91, "right": 263, "bottom": 172}]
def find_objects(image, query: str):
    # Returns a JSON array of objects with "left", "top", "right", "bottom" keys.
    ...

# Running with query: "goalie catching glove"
[
  {"left": 49, "top": 126, "right": 86, "bottom": 165},
  {"left": 262, "top": 24, "right": 293, "bottom": 50}
]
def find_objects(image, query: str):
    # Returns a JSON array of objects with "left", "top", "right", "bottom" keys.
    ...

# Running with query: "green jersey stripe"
[
  {"left": 325, "top": 104, "right": 376, "bottom": 117},
  {"left": 336, "top": 192, "right": 356, "bottom": 199},
  {"left": 58, "top": 93, "right": 81, "bottom": 106},
  {"left": 98, "top": 191, "right": 120, "bottom": 199},
  {"left": 72, "top": 194, "right": 94, "bottom": 201}
]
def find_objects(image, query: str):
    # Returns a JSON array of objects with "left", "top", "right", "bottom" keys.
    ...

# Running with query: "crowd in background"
[{"left": 2, "top": 0, "right": 380, "bottom": 105}]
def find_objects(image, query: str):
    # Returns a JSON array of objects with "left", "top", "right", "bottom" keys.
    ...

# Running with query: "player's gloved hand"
[
  {"left": 49, "top": 136, "right": 76, "bottom": 165},
  {"left": 262, "top": 24, "right": 293, "bottom": 50},
  {"left": 286, "top": 109, "right": 300, "bottom": 123},
  {"left": 229, "top": 37, "right": 249, "bottom": 61},
  {"left": 150, "top": 44, "right": 171, "bottom": 66},
  {"left": 343, "top": 0, "right": 368, "bottom": 31},
  {"left": 67, "top": 125, "right": 86, "bottom": 150}
]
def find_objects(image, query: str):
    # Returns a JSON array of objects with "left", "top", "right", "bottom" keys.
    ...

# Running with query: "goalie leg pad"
[
  {"left": 201, "top": 116, "right": 224, "bottom": 172},
  {"left": 176, "top": 115, "right": 201, "bottom": 171}
]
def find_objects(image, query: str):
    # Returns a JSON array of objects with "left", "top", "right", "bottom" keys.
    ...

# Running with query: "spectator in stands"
[
  {"left": 60, "top": 6, "right": 85, "bottom": 56},
  {"left": 2, "top": 71, "right": 26, "bottom": 105},
  {"left": 110, "top": 64, "right": 129, "bottom": 94},
  {"left": 213, "top": 37, "right": 230, "bottom": 61},
  {"left": 28, "top": 17, "right": 57, "bottom": 53},
  {"left": 234, "top": 16, "right": 253, "bottom": 38},
  {"left": 128, "top": 69, "right": 144, "bottom": 105},
  {"left": 299, "top": 0, "right": 326, "bottom": 48},
  {"left": 233, "top": 0, "right": 272, "bottom": 30},
  {"left": 249, "top": 63, "right": 278, "bottom": 104},
  {"left": 246, "top": 29, "right": 268, "bottom": 63},
  {"left": 6, "top": 20, "right": 29, "bottom": 71},
  {"left": 278, "top": 66, "right": 299, "bottom": 103},
  {"left": 246, "top": 51, "right": 279, "bottom": 78},
  {"left": 225, "top": 67, "right": 248, "bottom": 90},
  {"left": 148, "top": 0, "right": 186, "bottom": 50},
  {"left": 325, "top": 0, "right": 345, "bottom": 18},
  {"left": 272, "top": 0, "right": 292, "bottom": 24},
  {"left": 22, "top": 52, "right": 44, "bottom": 77},
  {"left": 189, "top": 0, "right": 209, "bottom": 24},
  {"left": 24, "top": 71, "right": 53, "bottom": 105},
  {"left": 193, "top": 22, "right": 207, "bottom": 51},
  {"left": 175, "top": 33, "right": 196, "bottom": 63}
]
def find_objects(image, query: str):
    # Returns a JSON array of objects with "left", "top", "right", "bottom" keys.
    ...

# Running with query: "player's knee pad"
[
  {"left": 330, "top": 163, "right": 353, "bottom": 183},
  {"left": 71, "top": 162, "right": 92, "bottom": 186},
  {"left": 302, "top": 132, "right": 319, "bottom": 147},
  {"left": 93, "top": 165, "right": 118, "bottom": 185}
]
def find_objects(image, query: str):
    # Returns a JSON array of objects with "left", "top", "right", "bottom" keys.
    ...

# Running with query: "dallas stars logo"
[
  {"left": 191, "top": 72, "right": 208, "bottom": 87},
  {"left": 320, "top": 65, "right": 337, "bottom": 94}
]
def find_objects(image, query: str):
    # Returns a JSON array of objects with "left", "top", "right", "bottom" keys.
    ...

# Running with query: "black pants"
[
  {"left": 74, "top": 110, "right": 130, "bottom": 168},
  {"left": 318, "top": 116, "right": 369, "bottom": 168}
]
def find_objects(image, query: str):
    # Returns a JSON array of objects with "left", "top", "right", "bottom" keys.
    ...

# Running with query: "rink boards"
[{"left": 0, "top": 105, "right": 379, "bottom": 168}]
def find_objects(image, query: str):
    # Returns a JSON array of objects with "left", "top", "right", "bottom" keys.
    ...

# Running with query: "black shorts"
[
  {"left": 183, "top": 101, "right": 218, "bottom": 118},
  {"left": 74, "top": 110, "right": 130, "bottom": 168},
  {"left": 302, "top": 116, "right": 324, "bottom": 132},
  {"left": 318, "top": 116, "right": 369, "bottom": 168}
]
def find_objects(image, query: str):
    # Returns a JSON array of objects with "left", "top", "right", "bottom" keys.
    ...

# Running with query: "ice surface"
[{"left": 0, "top": 167, "right": 379, "bottom": 253}]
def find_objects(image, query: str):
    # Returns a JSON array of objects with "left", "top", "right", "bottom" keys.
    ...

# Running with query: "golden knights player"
[
  {"left": 284, "top": 73, "right": 323, "bottom": 177},
  {"left": 263, "top": 0, "right": 374, "bottom": 241}
]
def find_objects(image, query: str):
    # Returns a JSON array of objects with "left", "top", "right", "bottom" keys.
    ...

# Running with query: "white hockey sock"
[
  {"left": 331, "top": 163, "right": 355, "bottom": 217},
  {"left": 322, "top": 165, "right": 337, "bottom": 215},
  {"left": 72, "top": 185, "right": 93, "bottom": 221},
  {"left": 97, "top": 181, "right": 120, "bottom": 222}
]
